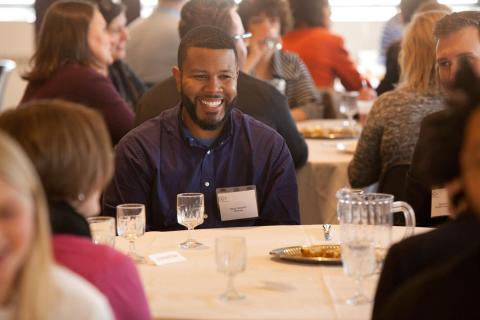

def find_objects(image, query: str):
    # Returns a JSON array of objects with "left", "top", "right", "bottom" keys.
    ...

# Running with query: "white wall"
[{"left": 0, "top": 20, "right": 385, "bottom": 110}]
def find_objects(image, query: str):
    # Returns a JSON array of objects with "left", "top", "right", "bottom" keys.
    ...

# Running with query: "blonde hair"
[
  {"left": 0, "top": 131, "right": 55, "bottom": 320},
  {"left": 399, "top": 10, "right": 449, "bottom": 93}
]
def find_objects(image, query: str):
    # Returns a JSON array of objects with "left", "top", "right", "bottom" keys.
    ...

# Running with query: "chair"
[
  {"left": 378, "top": 163, "right": 410, "bottom": 202},
  {"left": 0, "top": 59, "right": 17, "bottom": 112}
]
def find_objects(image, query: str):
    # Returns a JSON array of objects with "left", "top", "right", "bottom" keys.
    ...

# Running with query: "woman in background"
[
  {"left": 94, "top": 0, "right": 146, "bottom": 110},
  {"left": 0, "top": 99, "right": 151, "bottom": 320},
  {"left": 238, "top": 0, "right": 324, "bottom": 121},
  {"left": 23, "top": 1, "right": 133, "bottom": 145},
  {"left": 283, "top": 0, "right": 363, "bottom": 92},
  {"left": 0, "top": 131, "right": 113, "bottom": 320},
  {"left": 348, "top": 10, "right": 449, "bottom": 188}
]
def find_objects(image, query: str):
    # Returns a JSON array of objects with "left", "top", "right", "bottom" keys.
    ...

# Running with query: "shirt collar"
[{"left": 169, "top": 103, "right": 235, "bottom": 149}]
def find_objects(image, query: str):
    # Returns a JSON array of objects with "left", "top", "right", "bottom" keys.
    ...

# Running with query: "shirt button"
[
  {"left": 204, "top": 181, "right": 210, "bottom": 187},
  {"left": 206, "top": 150, "right": 211, "bottom": 155}
]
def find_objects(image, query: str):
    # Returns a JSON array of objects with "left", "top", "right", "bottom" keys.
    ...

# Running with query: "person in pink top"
[{"left": 0, "top": 99, "right": 151, "bottom": 320}]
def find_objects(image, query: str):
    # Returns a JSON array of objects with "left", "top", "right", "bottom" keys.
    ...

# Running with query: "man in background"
[{"left": 126, "top": 0, "right": 187, "bottom": 84}]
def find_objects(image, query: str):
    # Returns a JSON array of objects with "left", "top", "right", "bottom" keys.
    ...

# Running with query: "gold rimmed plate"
[
  {"left": 299, "top": 126, "right": 359, "bottom": 139},
  {"left": 269, "top": 244, "right": 342, "bottom": 265}
]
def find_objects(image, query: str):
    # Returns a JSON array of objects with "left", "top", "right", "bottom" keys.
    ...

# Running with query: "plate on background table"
[
  {"left": 269, "top": 244, "right": 342, "bottom": 265},
  {"left": 299, "top": 126, "right": 360, "bottom": 139},
  {"left": 336, "top": 141, "right": 358, "bottom": 154}
]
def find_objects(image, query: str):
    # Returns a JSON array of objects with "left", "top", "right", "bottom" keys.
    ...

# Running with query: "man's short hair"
[
  {"left": 178, "top": 0, "right": 236, "bottom": 38},
  {"left": 434, "top": 11, "right": 480, "bottom": 39},
  {"left": 177, "top": 25, "right": 238, "bottom": 71}
]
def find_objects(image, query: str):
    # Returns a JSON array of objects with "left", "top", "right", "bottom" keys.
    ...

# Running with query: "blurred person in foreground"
[
  {"left": 23, "top": 1, "right": 134, "bottom": 145},
  {"left": 135, "top": 0, "right": 308, "bottom": 169},
  {"left": 405, "top": 10, "right": 480, "bottom": 227},
  {"left": 0, "top": 130, "right": 113, "bottom": 320},
  {"left": 93, "top": 0, "right": 146, "bottom": 111},
  {"left": 348, "top": 10, "right": 448, "bottom": 189},
  {"left": 103, "top": 26, "right": 300, "bottom": 231},
  {"left": 0, "top": 100, "right": 150, "bottom": 320},
  {"left": 238, "top": 0, "right": 324, "bottom": 121},
  {"left": 374, "top": 61, "right": 480, "bottom": 320},
  {"left": 127, "top": 0, "right": 188, "bottom": 84}
]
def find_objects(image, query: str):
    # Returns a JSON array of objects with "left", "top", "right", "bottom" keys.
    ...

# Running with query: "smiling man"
[{"left": 102, "top": 26, "right": 300, "bottom": 231}]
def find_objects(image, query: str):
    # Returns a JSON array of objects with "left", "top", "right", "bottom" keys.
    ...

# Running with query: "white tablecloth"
[
  {"left": 117, "top": 225, "right": 431, "bottom": 320},
  {"left": 297, "top": 120, "right": 356, "bottom": 224}
]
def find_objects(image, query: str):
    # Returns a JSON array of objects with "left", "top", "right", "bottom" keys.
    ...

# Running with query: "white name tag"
[
  {"left": 216, "top": 185, "right": 259, "bottom": 221},
  {"left": 431, "top": 188, "right": 450, "bottom": 218},
  {"left": 149, "top": 251, "right": 186, "bottom": 266}
]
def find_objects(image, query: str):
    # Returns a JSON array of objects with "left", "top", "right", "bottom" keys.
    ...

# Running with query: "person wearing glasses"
[
  {"left": 238, "top": 0, "right": 323, "bottom": 121},
  {"left": 135, "top": 0, "right": 308, "bottom": 169}
]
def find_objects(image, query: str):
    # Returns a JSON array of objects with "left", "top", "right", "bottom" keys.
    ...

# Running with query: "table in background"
[
  {"left": 297, "top": 119, "right": 357, "bottom": 224},
  {"left": 117, "top": 225, "right": 430, "bottom": 320}
]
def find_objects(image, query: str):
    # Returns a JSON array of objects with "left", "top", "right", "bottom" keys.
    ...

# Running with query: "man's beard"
[{"left": 180, "top": 91, "right": 238, "bottom": 131}]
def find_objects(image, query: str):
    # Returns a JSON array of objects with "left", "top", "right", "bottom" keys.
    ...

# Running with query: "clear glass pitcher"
[{"left": 336, "top": 188, "right": 416, "bottom": 264}]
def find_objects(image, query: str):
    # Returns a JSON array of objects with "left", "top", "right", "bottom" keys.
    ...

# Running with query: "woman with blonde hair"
[
  {"left": 0, "top": 99, "right": 150, "bottom": 320},
  {"left": 348, "top": 10, "right": 449, "bottom": 188},
  {"left": 0, "top": 131, "right": 112, "bottom": 320}
]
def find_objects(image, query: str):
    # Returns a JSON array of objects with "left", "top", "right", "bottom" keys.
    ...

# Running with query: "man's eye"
[
  {"left": 438, "top": 60, "right": 451, "bottom": 68},
  {"left": 193, "top": 75, "right": 208, "bottom": 80},
  {"left": 219, "top": 75, "right": 233, "bottom": 80}
]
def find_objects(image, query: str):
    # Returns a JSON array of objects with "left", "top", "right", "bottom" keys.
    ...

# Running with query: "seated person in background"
[
  {"left": 135, "top": 0, "right": 308, "bottom": 169},
  {"left": 374, "top": 62, "right": 480, "bottom": 320},
  {"left": 0, "top": 100, "right": 150, "bottom": 320},
  {"left": 404, "top": 10, "right": 480, "bottom": 226},
  {"left": 103, "top": 26, "right": 300, "bottom": 231},
  {"left": 126, "top": 0, "right": 187, "bottom": 85},
  {"left": 93, "top": 0, "right": 146, "bottom": 111},
  {"left": 23, "top": 1, "right": 134, "bottom": 145},
  {"left": 348, "top": 10, "right": 448, "bottom": 188},
  {"left": 376, "top": 1, "right": 452, "bottom": 96},
  {"left": 238, "top": 0, "right": 324, "bottom": 121},
  {"left": 0, "top": 131, "right": 113, "bottom": 320},
  {"left": 283, "top": 0, "right": 363, "bottom": 92}
]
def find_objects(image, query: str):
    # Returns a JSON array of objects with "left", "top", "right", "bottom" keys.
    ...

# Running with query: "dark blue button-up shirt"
[{"left": 102, "top": 105, "right": 300, "bottom": 231}]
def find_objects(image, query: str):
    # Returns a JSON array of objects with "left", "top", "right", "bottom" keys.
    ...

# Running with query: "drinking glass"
[
  {"left": 177, "top": 193, "right": 205, "bottom": 249},
  {"left": 338, "top": 92, "right": 359, "bottom": 127},
  {"left": 215, "top": 236, "right": 246, "bottom": 301},
  {"left": 116, "top": 204, "right": 146, "bottom": 263},
  {"left": 87, "top": 216, "right": 115, "bottom": 246}
]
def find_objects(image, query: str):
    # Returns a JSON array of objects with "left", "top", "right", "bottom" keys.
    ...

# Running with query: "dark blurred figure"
[{"left": 374, "top": 61, "right": 480, "bottom": 320}]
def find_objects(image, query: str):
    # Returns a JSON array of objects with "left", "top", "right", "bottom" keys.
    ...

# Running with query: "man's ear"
[{"left": 172, "top": 66, "right": 182, "bottom": 92}]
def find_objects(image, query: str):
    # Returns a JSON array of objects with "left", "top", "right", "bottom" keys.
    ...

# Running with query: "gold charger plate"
[
  {"left": 269, "top": 244, "right": 342, "bottom": 265},
  {"left": 299, "top": 126, "right": 359, "bottom": 139}
]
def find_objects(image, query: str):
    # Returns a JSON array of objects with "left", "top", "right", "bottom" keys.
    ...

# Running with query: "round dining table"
[
  {"left": 116, "top": 224, "right": 431, "bottom": 320},
  {"left": 296, "top": 119, "right": 357, "bottom": 224}
]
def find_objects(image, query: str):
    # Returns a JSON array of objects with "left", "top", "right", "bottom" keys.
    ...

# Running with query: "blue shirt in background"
[{"left": 102, "top": 105, "right": 300, "bottom": 231}]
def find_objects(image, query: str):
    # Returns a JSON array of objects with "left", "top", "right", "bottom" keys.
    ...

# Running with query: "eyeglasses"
[{"left": 232, "top": 32, "right": 252, "bottom": 41}]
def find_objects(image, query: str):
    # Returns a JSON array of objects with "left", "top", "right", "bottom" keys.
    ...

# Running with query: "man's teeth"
[{"left": 201, "top": 99, "right": 223, "bottom": 108}]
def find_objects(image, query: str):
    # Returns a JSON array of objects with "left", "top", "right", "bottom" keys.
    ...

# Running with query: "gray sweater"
[{"left": 348, "top": 87, "right": 444, "bottom": 188}]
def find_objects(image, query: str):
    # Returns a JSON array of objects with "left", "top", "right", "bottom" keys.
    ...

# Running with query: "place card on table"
[
  {"left": 149, "top": 251, "right": 186, "bottom": 266},
  {"left": 216, "top": 185, "right": 259, "bottom": 221}
]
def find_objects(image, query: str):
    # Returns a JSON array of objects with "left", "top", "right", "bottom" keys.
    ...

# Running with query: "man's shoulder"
[
  {"left": 232, "top": 109, "right": 284, "bottom": 141},
  {"left": 122, "top": 107, "right": 178, "bottom": 149}
]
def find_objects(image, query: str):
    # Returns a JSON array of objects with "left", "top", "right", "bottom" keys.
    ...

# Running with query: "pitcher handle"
[{"left": 392, "top": 201, "right": 416, "bottom": 238}]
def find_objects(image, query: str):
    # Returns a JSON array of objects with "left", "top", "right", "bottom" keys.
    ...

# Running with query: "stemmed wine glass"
[
  {"left": 177, "top": 193, "right": 205, "bottom": 249},
  {"left": 338, "top": 92, "right": 359, "bottom": 127},
  {"left": 116, "top": 203, "right": 146, "bottom": 263},
  {"left": 215, "top": 236, "right": 246, "bottom": 301}
]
